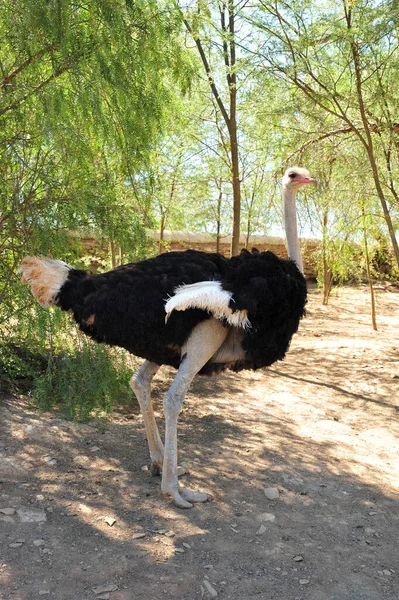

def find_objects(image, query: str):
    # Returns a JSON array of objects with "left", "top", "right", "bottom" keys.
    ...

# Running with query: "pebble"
[
  {"left": 182, "top": 542, "right": 191, "bottom": 549},
  {"left": 264, "top": 487, "right": 280, "bottom": 500},
  {"left": 202, "top": 579, "right": 218, "bottom": 598},
  {"left": 165, "top": 531, "right": 175, "bottom": 538},
  {"left": 38, "top": 591, "right": 50, "bottom": 596},
  {"left": 299, "top": 579, "right": 310, "bottom": 585},
  {"left": 43, "top": 456, "right": 57, "bottom": 465},
  {"left": 73, "top": 455, "right": 89, "bottom": 465},
  {"left": 0, "top": 515, "right": 15, "bottom": 523},
  {"left": 92, "top": 583, "right": 118, "bottom": 594},
  {"left": 293, "top": 556, "right": 304, "bottom": 562},
  {"left": 259, "top": 512, "right": 276, "bottom": 522},
  {"left": 175, "top": 547, "right": 185, "bottom": 553},
  {"left": 17, "top": 507, "right": 47, "bottom": 523},
  {"left": 33, "top": 539, "right": 45, "bottom": 547},
  {"left": 256, "top": 525, "right": 267, "bottom": 535},
  {"left": 9, "top": 543, "right": 23, "bottom": 548},
  {"left": 132, "top": 532, "right": 146, "bottom": 540},
  {"left": 0, "top": 507, "right": 16, "bottom": 515}
]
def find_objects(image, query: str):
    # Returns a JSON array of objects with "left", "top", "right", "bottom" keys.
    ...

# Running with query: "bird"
[{"left": 20, "top": 166, "right": 316, "bottom": 508}]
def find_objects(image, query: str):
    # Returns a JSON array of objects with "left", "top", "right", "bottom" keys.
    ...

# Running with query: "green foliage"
[
  {"left": 0, "top": 295, "right": 137, "bottom": 420},
  {"left": 33, "top": 339, "right": 136, "bottom": 422},
  {"left": 0, "top": 0, "right": 190, "bottom": 409}
]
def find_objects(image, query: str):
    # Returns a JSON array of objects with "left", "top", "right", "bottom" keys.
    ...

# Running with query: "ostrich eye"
[{"left": 288, "top": 172, "right": 297, "bottom": 179}]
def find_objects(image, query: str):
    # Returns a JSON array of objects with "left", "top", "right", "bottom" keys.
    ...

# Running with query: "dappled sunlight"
[{"left": 1, "top": 285, "right": 399, "bottom": 598}]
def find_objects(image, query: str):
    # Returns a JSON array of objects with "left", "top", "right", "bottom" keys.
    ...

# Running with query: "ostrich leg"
[
  {"left": 161, "top": 318, "right": 228, "bottom": 508},
  {"left": 130, "top": 361, "right": 164, "bottom": 475}
]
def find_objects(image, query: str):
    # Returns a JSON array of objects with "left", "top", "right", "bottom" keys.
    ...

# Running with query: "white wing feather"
[{"left": 164, "top": 281, "right": 250, "bottom": 330}]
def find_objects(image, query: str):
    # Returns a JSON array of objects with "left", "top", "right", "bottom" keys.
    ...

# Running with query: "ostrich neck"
[{"left": 283, "top": 186, "right": 304, "bottom": 275}]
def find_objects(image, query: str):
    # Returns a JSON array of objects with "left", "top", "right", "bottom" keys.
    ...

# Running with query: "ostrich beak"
[{"left": 298, "top": 177, "right": 317, "bottom": 185}]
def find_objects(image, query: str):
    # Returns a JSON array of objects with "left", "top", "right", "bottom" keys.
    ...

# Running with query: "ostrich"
[{"left": 20, "top": 166, "right": 316, "bottom": 508}]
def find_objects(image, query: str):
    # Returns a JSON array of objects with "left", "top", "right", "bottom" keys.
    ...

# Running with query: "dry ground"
[{"left": 1, "top": 284, "right": 399, "bottom": 600}]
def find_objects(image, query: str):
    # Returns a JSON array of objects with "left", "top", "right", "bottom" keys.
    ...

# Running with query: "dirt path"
[{"left": 1, "top": 284, "right": 399, "bottom": 600}]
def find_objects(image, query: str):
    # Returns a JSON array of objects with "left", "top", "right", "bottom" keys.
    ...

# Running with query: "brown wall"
[{"left": 73, "top": 230, "right": 320, "bottom": 279}]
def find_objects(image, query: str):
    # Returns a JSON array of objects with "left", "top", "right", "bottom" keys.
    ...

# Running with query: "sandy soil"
[{"left": 1, "top": 283, "right": 399, "bottom": 600}]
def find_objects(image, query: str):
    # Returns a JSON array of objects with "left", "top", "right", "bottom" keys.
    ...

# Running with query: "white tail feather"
[
  {"left": 20, "top": 257, "right": 70, "bottom": 307},
  {"left": 165, "top": 281, "right": 250, "bottom": 330}
]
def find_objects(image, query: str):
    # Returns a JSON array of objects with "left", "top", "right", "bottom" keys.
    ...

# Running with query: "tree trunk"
[
  {"left": 159, "top": 212, "right": 166, "bottom": 254},
  {"left": 216, "top": 185, "right": 222, "bottom": 254},
  {"left": 110, "top": 239, "right": 116, "bottom": 268},
  {"left": 362, "top": 205, "right": 378, "bottom": 331},
  {"left": 181, "top": 3, "right": 241, "bottom": 257},
  {"left": 230, "top": 124, "right": 241, "bottom": 256},
  {"left": 228, "top": 0, "right": 240, "bottom": 256},
  {"left": 322, "top": 209, "right": 332, "bottom": 305}
]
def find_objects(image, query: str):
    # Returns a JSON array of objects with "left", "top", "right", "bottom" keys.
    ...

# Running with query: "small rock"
[
  {"left": 259, "top": 512, "right": 276, "bottom": 522},
  {"left": 90, "top": 446, "right": 101, "bottom": 452},
  {"left": 0, "top": 507, "right": 16, "bottom": 515},
  {"left": 299, "top": 579, "right": 310, "bottom": 585},
  {"left": 175, "top": 547, "right": 185, "bottom": 553},
  {"left": 104, "top": 517, "right": 116, "bottom": 527},
  {"left": 132, "top": 532, "right": 145, "bottom": 540},
  {"left": 92, "top": 583, "right": 118, "bottom": 594},
  {"left": 0, "top": 515, "right": 15, "bottom": 523},
  {"left": 382, "top": 569, "right": 392, "bottom": 576},
  {"left": 43, "top": 455, "right": 57, "bottom": 465},
  {"left": 264, "top": 487, "right": 280, "bottom": 500},
  {"left": 202, "top": 579, "right": 218, "bottom": 598},
  {"left": 9, "top": 543, "right": 23, "bottom": 548},
  {"left": 165, "top": 531, "right": 175, "bottom": 537},
  {"left": 73, "top": 455, "right": 89, "bottom": 465},
  {"left": 293, "top": 556, "right": 304, "bottom": 562},
  {"left": 33, "top": 539, "right": 45, "bottom": 547},
  {"left": 141, "top": 465, "right": 149, "bottom": 472},
  {"left": 182, "top": 542, "right": 191, "bottom": 549},
  {"left": 17, "top": 507, "right": 47, "bottom": 523},
  {"left": 364, "top": 527, "right": 376, "bottom": 536},
  {"left": 38, "top": 591, "right": 50, "bottom": 596},
  {"left": 256, "top": 525, "right": 267, "bottom": 535},
  {"left": 36, "top": 494, "right": 45, "bottom": 501}
]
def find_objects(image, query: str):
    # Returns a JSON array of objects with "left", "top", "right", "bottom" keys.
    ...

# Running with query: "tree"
[
  {"left": 177, "top": 0, "right": 245, "bottom": 255},
  {"left": 247, "top": 0, "right": 399, "bottom": 269}
]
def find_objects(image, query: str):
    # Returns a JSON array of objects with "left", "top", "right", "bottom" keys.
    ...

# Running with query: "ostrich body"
[{"left": 20, "top": 167, "right": 316, "bottom": 508}]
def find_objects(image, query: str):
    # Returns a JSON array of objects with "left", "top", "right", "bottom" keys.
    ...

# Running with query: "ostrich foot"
[
  {"left": 165, "top": 485, "right": 212, "bottom": 509},
  {"left": 150, "top": 462, "right": 189, "bottom": 477}
]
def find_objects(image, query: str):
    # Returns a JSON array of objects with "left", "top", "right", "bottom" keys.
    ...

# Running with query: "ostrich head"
[
  {"left": 282, "top": 166, "right": 317, "bottom": 190},
  {"left": 282, "top": 166, "right": 317, "bottom": 276}
]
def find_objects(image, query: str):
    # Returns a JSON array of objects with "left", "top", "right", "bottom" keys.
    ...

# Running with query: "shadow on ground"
[{"left": 1, "top": 285, "right": 399, "bottom": 600}]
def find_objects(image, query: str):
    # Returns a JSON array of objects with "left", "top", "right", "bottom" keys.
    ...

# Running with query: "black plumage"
[{"left": 54, "top": 248, "right": 306, "bottom": 374}]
